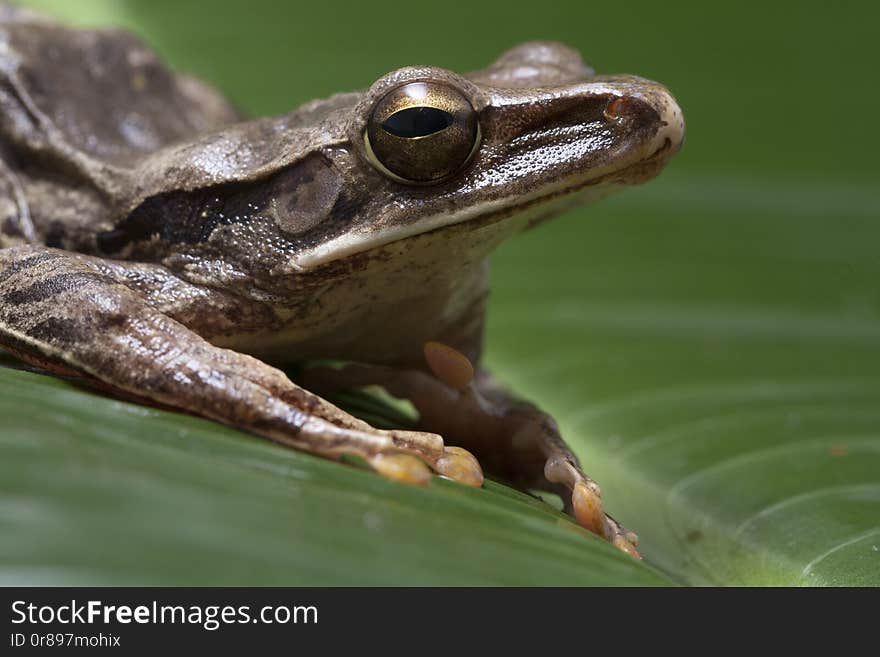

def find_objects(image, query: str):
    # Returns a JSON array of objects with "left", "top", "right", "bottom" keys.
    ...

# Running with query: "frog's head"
[
  {"left": 288, "top": 41, "right": 684, "bottom": 270},
  {"left": 113, "top": 42, "right": 682, "bottom": 277}
]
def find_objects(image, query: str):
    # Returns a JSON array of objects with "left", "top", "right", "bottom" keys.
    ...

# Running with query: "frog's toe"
[
  {"left": 605, "top": 516, "right": 642, "bottom": 560},
  {"left": 572, "top": 481, "right": 606, "bottom": 536},
  {"left": 433, "top": 446, "right": 484, "bottom": 487},
  {"left": 612, "top": 535, "right": 642, "bottom": 559},
  {"left": 368, "top": 452, "right": 433, "bottom": 486},
  {"left": 546, "top": 457, "right": 642, "bottom": 559},
  {"left": 366, "top": 444, "right": 483, "bottom": 488},
  {"left": 571, "top": 483, "right": 642, "bottom": 558}
]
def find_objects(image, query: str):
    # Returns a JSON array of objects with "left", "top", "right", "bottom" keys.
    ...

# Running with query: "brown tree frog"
[{"left": 0, "top": 6, "right": 683, "bottom": 558}]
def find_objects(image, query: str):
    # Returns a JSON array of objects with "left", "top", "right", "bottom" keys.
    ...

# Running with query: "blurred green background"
[{"left": 4, "top": 0, "right": 878, "bottom": 585}]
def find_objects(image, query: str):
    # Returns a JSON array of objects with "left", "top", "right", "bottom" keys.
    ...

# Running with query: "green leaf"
[
  {"left": 6, "top": 0, "right": 879, "bottom": 586},
  {"left": 0, "top": 361, "right": 669, "bottom": 585},
  {"left": 486, "top": 174, "right": 880, "bottom": 586}
]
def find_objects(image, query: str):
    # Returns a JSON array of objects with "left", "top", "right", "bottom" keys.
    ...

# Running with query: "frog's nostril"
[
  {"left": 603, "top": 97, "right": 626, "bottom": 121},
  {"left": 601, "top": 95, "right": 652, "bottom": 124}
]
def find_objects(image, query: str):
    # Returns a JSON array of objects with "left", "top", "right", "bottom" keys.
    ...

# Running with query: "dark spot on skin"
[
  {"left": 98, "top": 172, "right": 275, "bottom": 252},
  {"left": 327, "top": 187, "right": 369, "bottom": 225},
  {"left": 2, "top": 271, "right": 115, "bottom": 304},
  {"left": 246, "top": 414, "right": 304, "bottom": 437},
  {"left": 98, "top": 189, "right": 215, "bottom": 251},
  {"left": 98, "top": 309, "right": 129, "bottom": 330},
  {"left": 28, "top": 315, "right": 91, "bottom": 344}
]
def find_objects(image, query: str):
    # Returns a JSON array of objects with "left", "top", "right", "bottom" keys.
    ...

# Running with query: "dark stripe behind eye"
[{"left": 381, "top": 107, "right": 454, "bottom": 138}]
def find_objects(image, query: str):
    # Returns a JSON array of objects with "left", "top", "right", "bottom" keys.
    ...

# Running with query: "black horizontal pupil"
[{"left": 381, "top": 107, "right": 454, "bottom": 138}]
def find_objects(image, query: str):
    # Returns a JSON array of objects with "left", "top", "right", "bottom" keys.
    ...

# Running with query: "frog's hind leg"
[
  {"left": 0, "top": 246, "right": 482, "bottom": 488},
  {"left": 298, "top": 354, "right": 640, "bottom": 558}
]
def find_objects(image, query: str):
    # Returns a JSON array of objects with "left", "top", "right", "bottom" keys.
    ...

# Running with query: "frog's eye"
[{"left": 365, "top": 81, "right": 479, "bottom": 184}]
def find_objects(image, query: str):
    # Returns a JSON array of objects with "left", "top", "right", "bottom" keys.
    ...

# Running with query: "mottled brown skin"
[{"left": 0, "top": 6, "right": 684, "bottom": 557}]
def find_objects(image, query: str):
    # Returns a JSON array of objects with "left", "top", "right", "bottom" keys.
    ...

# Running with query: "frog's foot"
[
  {"left": 297, "top": 345, "right": 640, "bottom": 558},
  {"left": 364, "top": 443, "right": 482, "bottom": 487},
  {"left": 492, "top": 402, "right": 640, "bottom": 558},
  {"left": 366, "top": 434, "right": 483, "bottom": 487},
  {"left": 544, "top": 456, "right": 641, "bottom": 558}
]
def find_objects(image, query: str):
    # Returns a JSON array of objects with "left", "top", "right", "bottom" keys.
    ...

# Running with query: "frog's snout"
[
  {"left": 580, "top": 77, "right": 685, "bottom": 185},
  {"left": 575, "top": 74, "right": 685, "bottom": 168},
  {"left": 637, "top": 83, "right": 685, "bottom": 160},
  {"left": 610, "top": 88, "right": 685, "bottom": 182}
]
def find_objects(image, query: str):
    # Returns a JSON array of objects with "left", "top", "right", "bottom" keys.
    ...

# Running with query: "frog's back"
[{"left": 0, "top": 6, "right": 241, "bottom": 250}]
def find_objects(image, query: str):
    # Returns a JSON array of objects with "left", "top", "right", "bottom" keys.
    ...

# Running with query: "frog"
[{"left": 0, "top": 5, "right": 683, "bottom": 558}]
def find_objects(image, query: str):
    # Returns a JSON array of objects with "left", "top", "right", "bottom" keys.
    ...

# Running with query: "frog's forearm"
[{"left": 0, "top": 246, "right": 481, "bottom": 486}]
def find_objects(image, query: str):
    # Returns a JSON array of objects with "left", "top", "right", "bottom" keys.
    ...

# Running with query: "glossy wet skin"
[
  {"left": 84, "top": 43, "right": 683, "bottom": 365},
  {"left": 0, "top": 9, "right": 682, "bottom": 558}
]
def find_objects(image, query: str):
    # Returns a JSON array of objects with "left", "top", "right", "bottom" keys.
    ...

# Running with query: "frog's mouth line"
[
  {"left": 439, "top": 140, "right": 678, "bottom": 235},
  {"left": 288, "top": 137, "right": 677, "bottom": 272}
]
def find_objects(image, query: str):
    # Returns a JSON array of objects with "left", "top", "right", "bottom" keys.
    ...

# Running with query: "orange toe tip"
[
  {"left": 572, "top": 481, "right": 605, "bottom": 536},
  {"left": 370, "top": 453, "right": 432, "bottom": 486},
  {"left": 434, "top": 446, "right": 484, "bottom": 487},
  {"left": 613, "top": 536, "right": 643, "bottom": 560}
]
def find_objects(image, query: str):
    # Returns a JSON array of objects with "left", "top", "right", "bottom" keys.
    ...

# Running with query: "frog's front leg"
[
  {"left": 298, "top": 355, "right": 641, "bottom": 557},
  {"left": 0, "top": 246, "right": 482, "bottom": 487}
]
